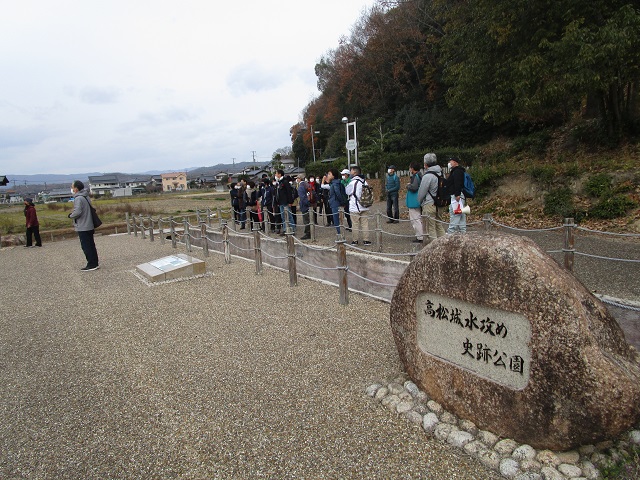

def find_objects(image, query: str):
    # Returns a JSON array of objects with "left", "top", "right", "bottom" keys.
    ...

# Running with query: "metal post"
[
  {"left": 563, "top": 217, "right": 575, "bottom": 272},
  {"left": 254, "top": 226, "right": 263, "bottom": 275},
  {"left": 336, "top": 236, "right": 349, "bottom": 305},
  {"left": 222, "top": 221, "right": 230, "bottom": 264},
  {"left": 483, "top": 213, "right": 493, "bottom": 232},
  {"left": 286, "top": 230, "right": 297, "bottom": 287},
  {"left": 201, "top": 222, "right": 209, "bottom": 257}
]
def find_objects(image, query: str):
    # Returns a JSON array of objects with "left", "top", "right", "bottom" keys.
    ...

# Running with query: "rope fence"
[{"left": 123, "top": 209, "right": 639, "bottom": 310}]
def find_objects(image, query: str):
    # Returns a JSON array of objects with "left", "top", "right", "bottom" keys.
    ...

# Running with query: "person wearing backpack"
[
  {"left": 444, "top": 157, "right": 467, "bottom": 234},
  {"left": 274, "top": 170, "right": 295, "bottom": 234},
  {"left": 325, "top": 168, "right": 343, "bottom": 235},
  {"left": 417, "top": 153, "right": 446, "bottom": 241},
  {"left": 68, "top": 180, "right": 100, "bottom": 271},
  {"left": 345, "top": 165, "right": 372, "bottom": 246},
  {"left": 385, "top": 165, "right": 400, "bottom": 223},
  {"left": 405, "top": 161, "right": 424, "bottom": 244}
]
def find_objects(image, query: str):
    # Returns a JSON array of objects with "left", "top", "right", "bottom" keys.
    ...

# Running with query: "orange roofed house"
[{"left": 161, "top": 172, "right": 188, "bottom": 192}]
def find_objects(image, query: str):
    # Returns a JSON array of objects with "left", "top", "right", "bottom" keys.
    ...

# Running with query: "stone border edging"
[{"left": 367, "top": 375, "right": 640, "bottom": 479}]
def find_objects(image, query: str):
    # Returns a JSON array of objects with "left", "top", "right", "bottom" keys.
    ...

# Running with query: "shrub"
[
  {"left": 588, "top": 195, "right": 637, "bottom": 219},
  {"left": 543, "top": 187, "right": 574, "bottom": 218},
  {"left": 584, "top": 173, "right": 613, "bottom": 198},
  {"left": 529, "top": 165, "right": 556, "bottom": 185}
]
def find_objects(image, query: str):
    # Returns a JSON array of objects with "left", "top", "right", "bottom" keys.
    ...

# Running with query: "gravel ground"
[{"left": 0, "top": 235, "right": 500, "bottom": 479}]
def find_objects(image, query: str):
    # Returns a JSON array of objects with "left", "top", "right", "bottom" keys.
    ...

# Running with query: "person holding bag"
[
  {"left": 68, "top": 180, "right": 100, "bottom": 271},
  {"left": 406, "top": 161, "right": 424, "bottom": 244}
]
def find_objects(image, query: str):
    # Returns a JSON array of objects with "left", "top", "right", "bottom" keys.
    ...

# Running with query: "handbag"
[
  {"left": 82, "top": 196, "right": 102, "bottom": 228},
  {"left": 406, "top": 190, "right": 420, "bottom": 209}
]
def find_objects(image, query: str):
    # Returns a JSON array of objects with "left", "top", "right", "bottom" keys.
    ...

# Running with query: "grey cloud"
[
  {"left": 227, "top": 63, "right": 288, "bottom": 95},
  {"left": 79, "top": 86, "right": 121, "bottom": 104},
  {"left": 0, "top": 126, "right": 48, "bottom": 150}
]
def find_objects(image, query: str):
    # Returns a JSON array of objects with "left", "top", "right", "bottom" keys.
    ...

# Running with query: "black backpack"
[{"left": 426, "top": 171, "right": 451, "bottom": 208}]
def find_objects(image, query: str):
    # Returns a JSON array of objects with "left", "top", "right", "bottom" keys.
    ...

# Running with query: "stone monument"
[
  {"left": 136, "top": 253, "right": 205, "bottom": 283},
  {"left": 390, "top": 233, "right": 640, "bottom": 450}
]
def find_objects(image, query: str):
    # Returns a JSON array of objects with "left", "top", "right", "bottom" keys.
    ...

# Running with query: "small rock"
[
  {"left": 595, "top": 440, "right": 613, "bottom": 452},
  {"left": 556, "top": 450, "right": 580, "bottom": 465},
  {"left": 422, "top": 413, "right": 439, "bottom": 433},
  {"left": 398, "top": 391, "right": 413, "bottom": 402},
  {"left": 579, "top": 460, "right": 600, "bottom": 480},
  {"left": 589, "top": 452, "right": 609, "bottom": 468},
  {"left": 415, "top": 391, "right": 429, "bottom": 403},
  {"left": 403, "top": 380, "right": 419, "bottom": 396},
  {"left": 558, "top": 463, "right": 582, "bottom": 478},
  {"left": 513, "top": 444, "right": 537, "bottom": 461},
  {"left": 448, "top": 430, "right": 474, "bottom": 448},
  {"left": 413, "top": 404, "right": 428, "bottom": 415},
  {"left": 495, "top": 438, "right": 519, "bottom": 456},
  {"left": 629, "top": 430, "right": 640, "bottom": 445},
  {"left": 578, "top": 445, "right": 595, "bottom": 456},
  {"left": 459, "top": 419, "right": 478, "bottom": 435},
  {"left": 365, "top": 384, "right": 382, "bottom": 397},
  {"left": 404, "top": 410, "right": 423, "bottom": 425},
  {"left": 464, "top": 440, "right": 488, "bottom": 456},
  {"left": 440, "top": 411, "right": 458, "bottom": 425},
  {"left": 478, "top": 449, "right": 502, "bottom": 470},
  {"left": 520, "top": 459, "right": 542, "bottom": 472},
  {"left": 381, "top": 394, "right": 400, "bottom": 411},
  {"left": 396, "top": 401, "right": 413, "bottom": 414},
  {"left": 434, "top": 423, "right": 455, "bottom": 442},
  {"left": 514, "top": 473, "right": 542, "bottom": 480},
  {"left": 536, "top": 450, "right": 561, "bottom": 467},
  {"left": 540, "top": 466, "right": 564, "bottom": 480},
  {"left": 388, "top": 383, "right": 404, "bottom": 395},
  {"left": 500, "top": 458, "right": 521, "bottom": 479},
  {"left": 426, "top": 400, "right": 443, "bottom": 414},
  {"left": 374, "top": 387, "right": 389, "bottom": 400},
  {"left": 478, "top": 430, "right": 499, "bottom": 447}
]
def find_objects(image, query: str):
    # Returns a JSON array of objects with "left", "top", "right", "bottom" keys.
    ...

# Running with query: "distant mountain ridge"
[{"left": 1, "top": 161, "right": 270, "bottom": 189}]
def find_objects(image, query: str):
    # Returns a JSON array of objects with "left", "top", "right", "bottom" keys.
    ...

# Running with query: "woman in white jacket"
[{"left": 344, "top": 165, "right": 372, "bottom": 246}]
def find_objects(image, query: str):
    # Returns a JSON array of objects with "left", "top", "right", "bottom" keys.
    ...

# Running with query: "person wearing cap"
[
  {"left": 340, "top": 168, "right": 353, "bottom": 231},
  {"left": 418, "top": 153, "right": 446, "bottom": 240},
  {"left": 345, "top": 165, "right": 372, "bottom": 245},
  {"left": 23, "top": 197, "right": 42, "bottom": 247},
  {"left": 385, "top": 165, "right": 400, "bottom": 223},
  {"left": 444, "top": 157, "right": 467, "bottom": 234}
]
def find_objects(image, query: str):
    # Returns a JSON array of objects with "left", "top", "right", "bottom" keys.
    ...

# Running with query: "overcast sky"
[{"left": 0, "top": 0, "right": 375, "bottom": 176}]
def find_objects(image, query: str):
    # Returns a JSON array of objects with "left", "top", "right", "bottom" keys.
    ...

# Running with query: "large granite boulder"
[{"left": 390, "top": 232, "right": 640, "bottom": 450}]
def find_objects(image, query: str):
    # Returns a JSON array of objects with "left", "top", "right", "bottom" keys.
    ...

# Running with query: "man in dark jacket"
[
  {"left": 444, "top": 157, "right": 467, "bottom": 234},
  {"left": 385, "top": 165, "right": 400, "bottom": 223},
  {"left": 274, "top": 169, "right": 295, "bottom": 234},
  {"left": 296, "top": 174, "right": 311, "bottom": 240}
]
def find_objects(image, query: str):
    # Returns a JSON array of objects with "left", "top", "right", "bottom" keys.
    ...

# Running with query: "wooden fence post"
[
  {"left": 207, "top": 208, "right": 212, "bottom": 227},
  {"left": 184, "top": 218, "right": 191, "bottom": 252},
  {"left": 563, "top": 217, "right": 575, "bottom": 272},
  {"left": 336, "top": 236, "right": 349, "bottom": 305},
  {"left": 125, "top": 212, "right": 131, "bottom": 235},
  {"left": 170, "top": 216, "right": 176, "bottom": 248},
  {"left": 286, "top": 230, "right": 297, "bottom": 287},
  {"left": 201, "top": 222, "right": 209, "bottom": 257},
  {"left": 159, "top": 218, "right": 165, "bottom": 244},
  {"left": 375, "top": 211, "right": 382, "bottom": 252},
  {"left": 254, "top": 226, "right": 263, "bottom": 275},
  {"left": 483, "top": 213, "right": 493, "bottom": 231},
  {"left": 140, "top": 215, "right": 146, "bottom": 239},
  {"left": 222, "top": 221, "right": 230, "bottom": 264},
  {"left": 133, "top": 215, "right": 138, "bottom": 237},
  {"left": 149, "top": 218, "right": 154, "bottom": 242}
]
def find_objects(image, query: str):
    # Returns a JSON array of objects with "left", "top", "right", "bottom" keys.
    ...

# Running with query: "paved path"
[{"left": 0, "top": 235, "right": 498, "bottom": 479}]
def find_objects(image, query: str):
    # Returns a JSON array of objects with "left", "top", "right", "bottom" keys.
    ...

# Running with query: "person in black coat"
[{"left": 444, "top": 157, "right": 467, "bottom": 233}]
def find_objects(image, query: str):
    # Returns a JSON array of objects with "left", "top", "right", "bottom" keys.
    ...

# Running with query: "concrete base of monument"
[
  {"left": 390, "top": 232, "right": 640, "bottom": 451},
  {"left": 136, "top": 254, "right": 206, "bottom": 283}
]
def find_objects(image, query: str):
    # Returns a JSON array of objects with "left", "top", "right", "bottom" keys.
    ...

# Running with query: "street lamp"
[
  {"left": 342, "top": 116, "right": 358, "bottom": 168},
  {"left": 310, "top": 125, "right": 320, "bottom": 162}
]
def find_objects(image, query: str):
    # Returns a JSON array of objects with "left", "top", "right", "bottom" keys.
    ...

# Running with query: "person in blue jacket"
[{"left": 385, "top": 165, "right": 400, "bottom": 223}]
